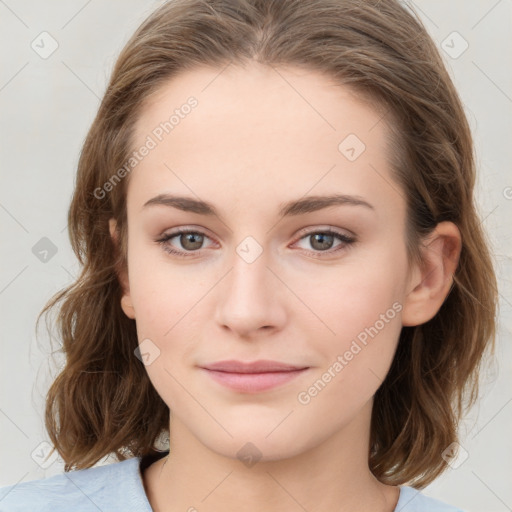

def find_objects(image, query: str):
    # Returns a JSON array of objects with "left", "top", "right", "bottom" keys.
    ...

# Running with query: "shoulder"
[
  {"left": 395, "top": 486, "right": 466, "bottom": 512},
  {"left": 0, "top": 457, "right": 152, "bottom": 512}
]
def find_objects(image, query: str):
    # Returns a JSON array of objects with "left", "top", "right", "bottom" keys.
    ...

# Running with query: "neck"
[{"left": 142, "top": 399, "right": 399, "bottom": 512}]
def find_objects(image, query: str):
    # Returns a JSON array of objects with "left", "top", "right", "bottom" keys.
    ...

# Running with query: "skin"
[{"left": 109, "top": 61, "right": 461, "bottom": 512}]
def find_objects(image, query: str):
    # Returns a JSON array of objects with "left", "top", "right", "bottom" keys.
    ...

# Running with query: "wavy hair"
[{"left": 40, "top": 0, "right": 498, "bottom": 488}]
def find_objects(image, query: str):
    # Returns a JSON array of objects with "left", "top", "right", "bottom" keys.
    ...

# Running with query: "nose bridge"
[
  {"left": 231, "top": 238, "right": 268, "bottom": 290},
  {"left": 214, "top": 234, "right": 286, "bottom": 335},
  {"left": 227, "top": 227, "right": 273, "bottom": 287},
  {"left": 228, "top": 237, "right": 273, "bottom": 305}
]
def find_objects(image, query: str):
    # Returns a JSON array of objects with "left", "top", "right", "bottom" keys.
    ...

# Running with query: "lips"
[
  {"left": 200, "top": 359, "right": 308, "bottom": 373},
  {"left": 199, "top": 360, "right": 310, "bottom": 393}
]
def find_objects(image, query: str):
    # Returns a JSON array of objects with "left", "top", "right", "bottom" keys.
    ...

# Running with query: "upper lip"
[{"left": 200, "top": 360, "right": 309, "bottom": 373}]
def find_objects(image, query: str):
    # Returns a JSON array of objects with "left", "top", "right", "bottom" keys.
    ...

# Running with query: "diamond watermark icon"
[
  {"left": 338, "top": 133, "right": 366, "bottom": 162},
  {"left": 236, "top": 236, "right": 263, "bottom": 264},
  {"left": 32, "top": 237, "right": 58, "bottom": 263},
  {"left": 236, "top": 442, "right": 262, "bottom": 468},
  {"left": 134, "top": 338, "right": 161, "bottom": 365},
  {"left": 441, "top": 31, "right": 469, "bottom": 59},
  {"left": 31, "top": 31, "right": 59, "bottom": 59},
  {"left": 31, "top": 441, "right": 58, "bottom": 469},
  {"left": 441, "top": 442, "right": 469, "bottom": 469}
]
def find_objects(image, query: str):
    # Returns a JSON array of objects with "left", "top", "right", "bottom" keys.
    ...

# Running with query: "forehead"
[{"left": 128, "top": 62, "right": 403, "bottom": 219}]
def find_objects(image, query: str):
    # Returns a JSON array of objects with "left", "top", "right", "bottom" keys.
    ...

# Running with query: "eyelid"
[
  {"left": 158, "top": 227, "right": 217, "bottom": 248},
  {"left": 293, "top": 224, "right": 356, "bottom": 240}
]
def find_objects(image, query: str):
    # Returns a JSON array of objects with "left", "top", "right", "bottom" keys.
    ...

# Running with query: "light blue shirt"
[{"left": 0, "top": 456, "right": 465, "bottom": 511}]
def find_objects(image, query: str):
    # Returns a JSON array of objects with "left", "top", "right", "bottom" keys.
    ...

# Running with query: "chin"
[{"left": 195, "top": 424, "right": 314, "bottom": 464}]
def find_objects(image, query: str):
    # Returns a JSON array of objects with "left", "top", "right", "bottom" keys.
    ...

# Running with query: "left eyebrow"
[
  {"left": 278, "top": 194, "right": 375, "bottom": 216},
  {"left": 142, "top": 193, "right": 375, "bottom": 218}
]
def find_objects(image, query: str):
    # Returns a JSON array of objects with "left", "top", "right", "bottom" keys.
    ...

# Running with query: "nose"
[{"left": 214, "top": 246, "right": 287, "bottom": 338}]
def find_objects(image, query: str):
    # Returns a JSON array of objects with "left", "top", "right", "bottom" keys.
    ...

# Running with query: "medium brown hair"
[{"left": 40, "top": 0, "right": 498, "bottom": 488}]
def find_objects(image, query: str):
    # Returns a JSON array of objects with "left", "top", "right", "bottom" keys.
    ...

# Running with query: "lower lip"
[{"left": 201, "top": 368, "right": 309, "bottom": 393}]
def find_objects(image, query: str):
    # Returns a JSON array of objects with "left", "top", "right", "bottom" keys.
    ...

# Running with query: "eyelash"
[{"left": 156, "top": 227, "right": 356, "bottom": 259}]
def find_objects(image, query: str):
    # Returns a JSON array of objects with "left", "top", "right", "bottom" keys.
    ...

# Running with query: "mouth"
[{"left": 198, "top": 360, "right": 310, "bottom": 393}]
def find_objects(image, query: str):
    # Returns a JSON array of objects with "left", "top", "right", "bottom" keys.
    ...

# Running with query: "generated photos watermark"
[
  {"left": 297, "top": 301, "right": 403, "bottom": 405},
  {"left": 94, "top": 96, "right": 198, "bottom": 200}
]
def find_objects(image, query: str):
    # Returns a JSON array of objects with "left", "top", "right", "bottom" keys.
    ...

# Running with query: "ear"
[
  {"left": 109, "top": 218, "right": 136, "bottom": 320},
  {"left": 401, "top": 221, "right": 461, "bottom": 327}
]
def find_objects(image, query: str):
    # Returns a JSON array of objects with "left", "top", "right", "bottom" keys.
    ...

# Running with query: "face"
[{"left": 115, "top": 62, "right": 415, "bottom": 461}]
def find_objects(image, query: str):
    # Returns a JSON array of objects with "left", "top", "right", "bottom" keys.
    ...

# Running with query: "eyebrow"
[{"left": 143, "top": 193, "right": 375, "bottom": 218}]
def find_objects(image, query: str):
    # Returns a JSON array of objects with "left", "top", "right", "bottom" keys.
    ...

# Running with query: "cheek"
[
  {"left": 297, "top": 250, "right": 406, "bottom": 380},
  {"left": 126, "top": 246, "right": 212, "bottom": 401},
  {"left": 127, "top": 238, "right": 197, "bottom": 332},
  {"left": 126, "top": 252, "right": 200, "bottom": 410},
  {"left": 291, "top": 276, "right": 404, "bottom": 419},
  {"left": 301, "top": 258, "right": 404, "bottom": 338}
]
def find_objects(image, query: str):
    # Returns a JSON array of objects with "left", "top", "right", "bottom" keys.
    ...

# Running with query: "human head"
[{"left": 42, "top": 0, "right": 497, "bottom": 489}]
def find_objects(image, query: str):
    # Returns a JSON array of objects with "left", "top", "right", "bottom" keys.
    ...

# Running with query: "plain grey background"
[{"left": 1, "top": 1, "right": 511, "bottom": 511}]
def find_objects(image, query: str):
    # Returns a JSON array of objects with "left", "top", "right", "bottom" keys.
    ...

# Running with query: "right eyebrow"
[{"left": 143, "top": 194, "right": 217, "bottom": 215}]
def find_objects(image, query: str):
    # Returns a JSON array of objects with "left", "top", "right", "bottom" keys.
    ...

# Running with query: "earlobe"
[
  {"left": 109, "top": 218, "right": 136, "bottom": 320},
  {"left": 120, "top": 294, "right": 136, "bottom": 320},
  {"left": 401, "top": 221, "right": 461, "bottom": 327}
]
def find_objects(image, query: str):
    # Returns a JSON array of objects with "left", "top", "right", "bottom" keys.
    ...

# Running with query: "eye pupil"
[
  {"left": 181, "top": 233, "right": 203, "bottom": 250},
  {"left": 311, "top": 233, "right": 334, "bottom": 251}
]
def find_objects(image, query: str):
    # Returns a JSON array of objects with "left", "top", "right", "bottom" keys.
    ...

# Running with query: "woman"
[{"left": 0, "top": 0, "right": 496, "bottom": 510}]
